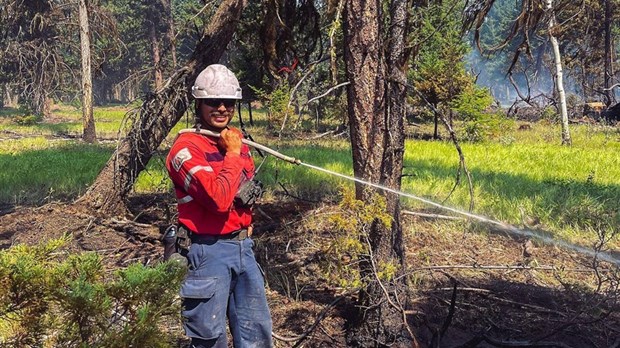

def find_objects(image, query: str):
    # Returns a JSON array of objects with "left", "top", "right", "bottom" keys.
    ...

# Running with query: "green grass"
[
  {"left": 0, "top": 104, "right": 131, "bottom": 139},
  {"left": 0, "top": 103, "right": 185, "bottom": 204},
  {"left": 0, "top": 138, "right": 114, "bottom": 204},
  {"left": 251, "top": 121, "right": 620, "bottom": 245},
  {"left": 1, "top": 103, "right": 619, "bottom": 245},
  {"left": 401, "top": 128, "right": 620, "bottom": 242}
]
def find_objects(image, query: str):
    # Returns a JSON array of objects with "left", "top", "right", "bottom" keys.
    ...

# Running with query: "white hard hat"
[{"left": 192, "top": 64, "right": 242, "bottom": 99}]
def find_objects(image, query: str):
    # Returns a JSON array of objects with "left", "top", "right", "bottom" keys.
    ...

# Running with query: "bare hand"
[{"left": 219, "top": 128, "right": 242, "bottom": 155}]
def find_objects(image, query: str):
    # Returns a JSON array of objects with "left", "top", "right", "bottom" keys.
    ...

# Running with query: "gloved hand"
[{"left": 219, "top": 128, "right": 242, "bottom": 155}]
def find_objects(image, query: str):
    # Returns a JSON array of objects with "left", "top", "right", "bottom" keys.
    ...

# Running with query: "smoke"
[{"left": 467, "top": 47, "right": 581, "bottom": 107}]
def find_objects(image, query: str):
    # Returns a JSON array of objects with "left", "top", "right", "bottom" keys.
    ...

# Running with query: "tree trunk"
[
  {"left": 42, "top": 96, "right": 52, "bottom": 119},
  {"left": 580, "top": 57, "right": 589, "bottom": 102},
  {"left": 344, "top": 0, "right": 413, "bottom": 346},
  {"left": 112, "top": 84, "right": 121, "bottom": 102},
  {"left": 79, "top": 0, "right": 96, "bottom": 143},
  {"left": 149, "top": 19, "right": 163, "bottom": 90},
  {"left": 76, "top": 0, "right": 247, "bottom": 215},
  {"left": 260, "top": 0, "right": 279, "bottom": 80},
  {"left": 3, "top": 85, "right": 18, "bottom": 108},
  {"left": 604, "top": 0, "right": 615, "bottom": 106},
  {"left": 544, "top": 0, "right": 571, "bottom": 146},
  {"left": 164, "top": 0, "right": 177, "bottom": 69},
  {"left": 433, "top": 108, "right": 439, "bottom": 139}
]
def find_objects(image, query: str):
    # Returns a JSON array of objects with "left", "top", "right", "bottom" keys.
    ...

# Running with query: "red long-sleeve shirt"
[{"left": 166, "top": 132, "right": 254, "bottom": 235}]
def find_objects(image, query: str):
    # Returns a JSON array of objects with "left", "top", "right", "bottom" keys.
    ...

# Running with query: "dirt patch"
[{"left": 0, "top": 196, "right": 618, "bottom": 347}]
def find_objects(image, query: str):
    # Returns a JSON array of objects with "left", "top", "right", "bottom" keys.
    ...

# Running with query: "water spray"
[{"left": 181, "top": 128, "right": 620, "bottom": 266}]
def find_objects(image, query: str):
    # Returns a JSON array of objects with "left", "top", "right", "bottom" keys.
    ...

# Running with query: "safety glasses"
[{"left": 203, "top": 99, "right": 237, "bottom": 108}]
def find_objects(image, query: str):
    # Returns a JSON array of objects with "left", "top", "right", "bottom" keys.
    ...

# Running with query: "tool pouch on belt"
[
  {"left": 234, "top": 179, "right": 264, "bottom": 208},
  {"left": 163, "top": 224, "right": 192, "bottom": 260},
  {"left": 175, "top": 225, "right": 191, "bottom": 256}
]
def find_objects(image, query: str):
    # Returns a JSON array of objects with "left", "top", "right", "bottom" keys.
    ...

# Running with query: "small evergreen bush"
[
  {"left": 320, "top": 187, "right": 395, "bottom": 289},
  {"left": 250, "top": 82, "right": 292, "bottom": 130},
  {"left": 451, "top": 85, "right": 513, "bottom": 142},
  {"left": 0, "top": 236, "right": 186, "bottom": 347}
]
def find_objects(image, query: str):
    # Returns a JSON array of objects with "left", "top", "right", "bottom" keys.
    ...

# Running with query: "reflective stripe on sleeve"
[
  {"left": 178, "top": 195, "right": 193, "bottom": 204},
  {"left": 183, "top": 165, "right": 213, "bottom": 191}
]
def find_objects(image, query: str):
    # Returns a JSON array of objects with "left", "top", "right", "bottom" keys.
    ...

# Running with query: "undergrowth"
[{"left": 0, "top": 236, "right": 186, "bottom": 347}]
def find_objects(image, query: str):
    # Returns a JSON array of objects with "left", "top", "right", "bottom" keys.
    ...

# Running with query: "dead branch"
[
  {"left": 363, "top": 234, "right": 417, "bottom": 344},
  {"left": 405, "top": 82, "right": 475, "bottom": 211},
  {"left": 430, "top": 278, "right": 457, "bottom": 347},
  {"left": 308, "top": 129, "right": 339, "bottom": 139},
  {"left": 271, "top": 296, "right": 344, "bottom": 345},
  {"left": 278, "top": 55, "right": 331, "bottom": 135},
  {"left": 603, "top": 83, "right": 620, "bottom": 91},
  {"left": 109, "top": 218, "right": 153, "bottom": 228},
  {"left": 508, "top": 72, "right": 533, "bottom": 105},
  {"left": 305, "top": 81, "right": 350, "bottom": 106},
  {"left": 408, "top": 265, "right": 594, "bottom": 273},
  {"left": 276, "top": 183, "right": 320, "bottom": 203},
  {"left": 458, "top": 335, "right": 575, "bottom": 348},
  {"left": 506, "top": 72, "right": 554, "bottom": 115},
  {"left": 432, "top": 287, "right": 568, "bottom": 317},
  {"left": 439, "top": 113, "right": 475, "bottom": 211},
  {"left": 294, "top": 80, "right": 350, "bottom": 130}
]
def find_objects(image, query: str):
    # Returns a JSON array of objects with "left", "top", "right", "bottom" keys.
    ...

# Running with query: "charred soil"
[{"left": 0, "top": 194, "right": 619, "bottom": 347}]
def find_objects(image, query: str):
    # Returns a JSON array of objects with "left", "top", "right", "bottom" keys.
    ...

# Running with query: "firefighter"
[{"left": 165, "top": 64, "right": 272, "bottom": 348}]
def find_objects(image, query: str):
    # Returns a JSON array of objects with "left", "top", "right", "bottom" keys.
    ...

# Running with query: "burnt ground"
[{"left": 1, "top": 192, "right": 619, "bottom": 348}]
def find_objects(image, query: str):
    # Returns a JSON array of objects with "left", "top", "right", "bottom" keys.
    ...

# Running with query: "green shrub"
[
  {"left": 320, "top": 187, "right": 395, "bottom": 290},
  {"left": 450, "top": 85, "right": 494, "bottom": 121},
  {"left": 0, "top": 237, "right": 186, "bottom": 347},
  {"left": 250, "top": 83, "right": 292, "bottom": 130},
  {"left": 449, "top": 85, "right": 513, "bottom": 142},
  {"left": 460, "top": 112, "right": 513, "bottom": 142},
  {"left": 541, "top": 106, "right": 558, "bottom": 122},
  {"left": 13, "top": 115, "right": 39, "bottom": 125}
]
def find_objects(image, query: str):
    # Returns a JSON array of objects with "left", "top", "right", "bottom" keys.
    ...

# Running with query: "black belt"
[{"left": 190, "top": 229, "right": 249, "bottom": 243}]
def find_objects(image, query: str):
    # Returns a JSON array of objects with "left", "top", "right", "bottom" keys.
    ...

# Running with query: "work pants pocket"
[{"left": 180, "top": 277, "right": 226, "bottom": 340}]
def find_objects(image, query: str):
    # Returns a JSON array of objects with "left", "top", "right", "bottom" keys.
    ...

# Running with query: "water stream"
[{"left": 299, "top": 162, "right": 620, "bottom": 266}]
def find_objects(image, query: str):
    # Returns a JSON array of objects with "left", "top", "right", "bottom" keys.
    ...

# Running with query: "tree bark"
[
  {"left": 164, "top": 0, "right": 177, "bottom": 69},
  {"left": 149, "top": 17, "right": 163, "bottom": 90},
  {"left": 3, "top": 85, "right": 18, "bottom": 108},
  {"left": 544, "top": 0, "right": 571, "bottom": 146},
  {"left": 76, "top": 0, "right": 247, "bottom": 215},
  {"left": 344, "top": 0, "right": 413, "bottom": 346},
  {"left": 604, "top": 0, "right": 615, "bottom": 106},
  {"left": 42, "top": 96, "right": 52, "bottom": 119},
  {"left": 433, "top": 109, "right": 439, "bottom": 139},
  {"left": 79, "top": 0, "right": 96, "bottom": 143},
  {"left": 260, "top": 0, "right": 279, "bottom": 79}
]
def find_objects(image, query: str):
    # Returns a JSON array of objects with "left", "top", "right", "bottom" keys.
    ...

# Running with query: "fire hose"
[
  {"left": 177, "top": 127, "right": 620, "bottom": 266},
  {"left": 178, "top": 128, "right": 302, "bottom": 165}
]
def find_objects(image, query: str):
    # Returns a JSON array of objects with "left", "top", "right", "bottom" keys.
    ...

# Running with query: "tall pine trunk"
[
  {"left": 164, "top": 0, "right": 177, "bottom": 69},
  {"left": 544, "top": 0, "right": 571, "bottom": 146},
  {"left": 79, "top": 0, "right": 96, "bottom": 143},
  {"left": 149, "top": 15, "right": 163, "bottom": 90},
  {"left": 604, "top": 0, "right": 615, "bottom": 106},
  {"left": 344, "top": 0, "right": 414, "bottom": 346},
  {"left": 76, "top": 0, "right": 247, "bottom": 215}
]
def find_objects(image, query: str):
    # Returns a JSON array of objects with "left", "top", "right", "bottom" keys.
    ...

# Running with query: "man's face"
[{"left": 198, "top": 99, "right": 236, "bottom": 131}]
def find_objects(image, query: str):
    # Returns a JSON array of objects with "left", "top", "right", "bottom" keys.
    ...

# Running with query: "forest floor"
[{"left": 1, "top": 190, "right": 619, "bottom": 347}]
